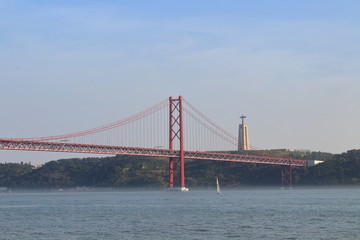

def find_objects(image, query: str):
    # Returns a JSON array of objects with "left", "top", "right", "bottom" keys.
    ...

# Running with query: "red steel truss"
[
  {"left": 282, "top": 159, "right": 293, "bottom": 188},
  {"left": 0, "top": 139, "right": 307, "bottom": 167},
  {"left": 168, "top": 96, "right": 185, "bottom": 188}
]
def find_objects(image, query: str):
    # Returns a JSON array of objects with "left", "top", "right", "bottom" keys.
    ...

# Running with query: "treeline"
[
  {"left": 1, "top": 149, "right": 360, "bottom": 189},
  {"left": 0, "top": 156, "right": 168, "bottom": 189},
  {"left": 295, "top": 149, "right": 360, "bottom": 185}
]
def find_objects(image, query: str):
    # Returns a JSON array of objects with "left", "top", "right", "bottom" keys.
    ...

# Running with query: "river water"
[{"left": 0, "top": 188, "right": 359, "bottom": 239}]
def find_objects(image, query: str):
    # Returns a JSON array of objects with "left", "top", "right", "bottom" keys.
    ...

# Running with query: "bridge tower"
[
  {"left": 168, "top": 96, "right": 188, "bottom": 191},
  {"left": 281, "top": 158, "right": 293, "bottom": 189},
  {"left": 238, "top": 115, "right": 250, "bottom": 151}
]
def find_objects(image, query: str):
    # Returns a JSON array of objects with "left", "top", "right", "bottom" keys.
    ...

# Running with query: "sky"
[{"left": 1, "top": 0, "right": 360, "bottom": 164}]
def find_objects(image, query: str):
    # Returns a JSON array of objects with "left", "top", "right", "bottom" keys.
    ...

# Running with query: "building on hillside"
[{"left": 307, "top": 160, "right": 324, "bottom": 167}]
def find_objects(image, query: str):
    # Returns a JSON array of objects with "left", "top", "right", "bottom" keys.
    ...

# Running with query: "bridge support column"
[
  {"left": 281, "top": 159, "right": 293, "bottom": 189},
  {"left": 168, "top": 96, "right": 187, "bottom": 191},
  {"left": 169, "top": 158, "right": 174, "bottom": 187}
]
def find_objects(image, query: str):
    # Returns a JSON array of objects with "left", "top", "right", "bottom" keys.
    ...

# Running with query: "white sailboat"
[{"left": 216, "top": 177, "right": 221, "bottom": 194}]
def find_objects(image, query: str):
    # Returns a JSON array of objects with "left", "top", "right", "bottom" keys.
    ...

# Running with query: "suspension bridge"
[{"left": 0, "top": 96, "right": 307, "bottom": 190}]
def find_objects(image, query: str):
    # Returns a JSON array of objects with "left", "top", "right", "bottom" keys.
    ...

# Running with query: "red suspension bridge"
[{"left": 0, "top": 96, "right": 307, "bottom": 190}]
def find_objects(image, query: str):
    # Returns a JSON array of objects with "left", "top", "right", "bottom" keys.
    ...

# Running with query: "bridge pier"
[
  {"left": 281, "top": 159, "right": 293, "bottom": 189},
  {"left": 168, "top": 157, "right": 174, "bottom": 187},
  {"left": 168, "top": 96, "right": 188, "bottom": 191}
]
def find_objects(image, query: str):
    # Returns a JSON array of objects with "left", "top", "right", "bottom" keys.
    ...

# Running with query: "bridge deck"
[{"left": 0, "top": 139, "right": 307, "bottom": 166}]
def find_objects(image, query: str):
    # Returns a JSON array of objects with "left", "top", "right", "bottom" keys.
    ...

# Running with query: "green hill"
[{"left": 1, "top": 149, "right": 360, "bottom": 189}]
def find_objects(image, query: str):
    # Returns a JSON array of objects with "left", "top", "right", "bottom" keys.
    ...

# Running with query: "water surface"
[{"left": 1, "top": 188, "right": 359, "bottom": 239}]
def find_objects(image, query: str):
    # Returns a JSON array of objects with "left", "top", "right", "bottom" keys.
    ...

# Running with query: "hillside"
[{"left": 1, "top": 150, "right": 360, "bottom": 189}]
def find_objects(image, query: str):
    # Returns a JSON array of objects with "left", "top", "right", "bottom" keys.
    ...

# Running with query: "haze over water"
[{"left": 1, "top": 188, "right": 359, "bottom": 239}]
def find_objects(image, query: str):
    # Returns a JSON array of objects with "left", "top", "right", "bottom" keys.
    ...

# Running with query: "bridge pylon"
[
  {"left": 168, "top": 96, "right": 188, "bottom": 191},
  {"left": 281, "top": 158, "right": 293, "bottom": 189}
]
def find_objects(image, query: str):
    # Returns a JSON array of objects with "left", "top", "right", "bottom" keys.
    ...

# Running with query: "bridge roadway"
[{"left": 0, "top": 139, "right": 307, "bottom": 167}]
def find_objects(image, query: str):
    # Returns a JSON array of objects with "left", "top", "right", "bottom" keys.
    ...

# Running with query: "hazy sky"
[{"left": 1, "top": 0, "right": 360, "bottom": 164}]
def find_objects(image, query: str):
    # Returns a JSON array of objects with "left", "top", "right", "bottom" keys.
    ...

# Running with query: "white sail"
[{"left": 216, "top": 177, "right": 221, "bottom": 194}]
